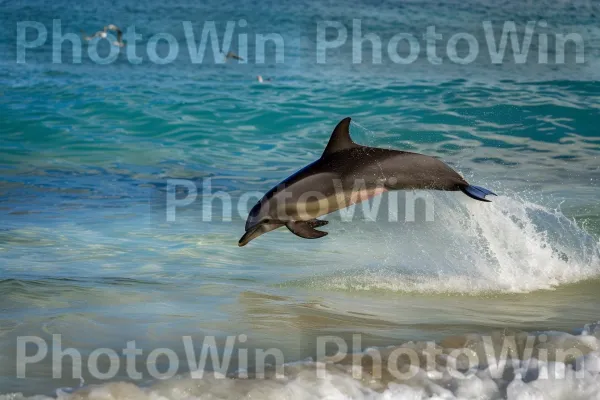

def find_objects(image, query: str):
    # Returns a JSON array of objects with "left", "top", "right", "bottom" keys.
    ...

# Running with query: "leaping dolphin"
[{"left": 239, "top": 117, "right": 495, "bottom": 246}]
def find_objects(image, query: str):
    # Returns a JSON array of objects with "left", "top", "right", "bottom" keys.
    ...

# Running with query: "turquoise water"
[{"left": 1, "top": 0, "right": 600, "bottom": 398}]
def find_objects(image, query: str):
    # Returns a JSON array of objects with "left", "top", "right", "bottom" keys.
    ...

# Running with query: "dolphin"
[{"left": 239, "top": 117, "right": 495, "bottom": 246}]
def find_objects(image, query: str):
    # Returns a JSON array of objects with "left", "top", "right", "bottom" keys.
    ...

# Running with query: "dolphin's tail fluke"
[{"left": 460, "top": 185, "right": 497, "bottom": 202}]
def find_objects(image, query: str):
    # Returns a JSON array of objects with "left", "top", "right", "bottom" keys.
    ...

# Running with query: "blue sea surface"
[{"left": 1, "top": 0, "right": 600, "bottom": 398}]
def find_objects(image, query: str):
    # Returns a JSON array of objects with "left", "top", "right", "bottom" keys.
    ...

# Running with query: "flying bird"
[
  {"left": 81, "top": 24, "right": 124, "bottom": 47},
  {"left": 224, "top": 51, "right": 244, "bottom": 61}
]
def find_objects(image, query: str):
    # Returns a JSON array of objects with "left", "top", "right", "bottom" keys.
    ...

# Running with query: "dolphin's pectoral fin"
[
  {"left": 307, "top": 219, "right": 329, "bottom": 228},
  {"left": 285, "top": 221, "right": 328, "bottom": 240}
]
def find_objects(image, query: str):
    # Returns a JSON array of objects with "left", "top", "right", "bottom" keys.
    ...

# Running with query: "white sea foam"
[
  {"left": 3, "top": 324, "right": 600, "bottom": 400},
  {"left": 306, "top": 192, "right": 600, "bottom": 294}
]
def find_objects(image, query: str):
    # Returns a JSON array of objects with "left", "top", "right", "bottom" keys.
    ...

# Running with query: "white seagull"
[{"left": 81, "top": 24, "right": 124, "bottom": 47}]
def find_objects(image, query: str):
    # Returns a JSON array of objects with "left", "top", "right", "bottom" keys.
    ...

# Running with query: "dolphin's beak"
[{"left": 238, "top": 223, "right": 283, "bottom": 246}]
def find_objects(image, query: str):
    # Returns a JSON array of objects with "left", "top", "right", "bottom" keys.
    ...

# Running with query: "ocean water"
[{"left": 1, "top": 0, "right": 600, "bottom": 398}]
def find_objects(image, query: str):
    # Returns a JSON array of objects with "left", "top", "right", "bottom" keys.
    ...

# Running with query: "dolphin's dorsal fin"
[{"left": 322, "top": 117, "right": 357, "bottom": 157}]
